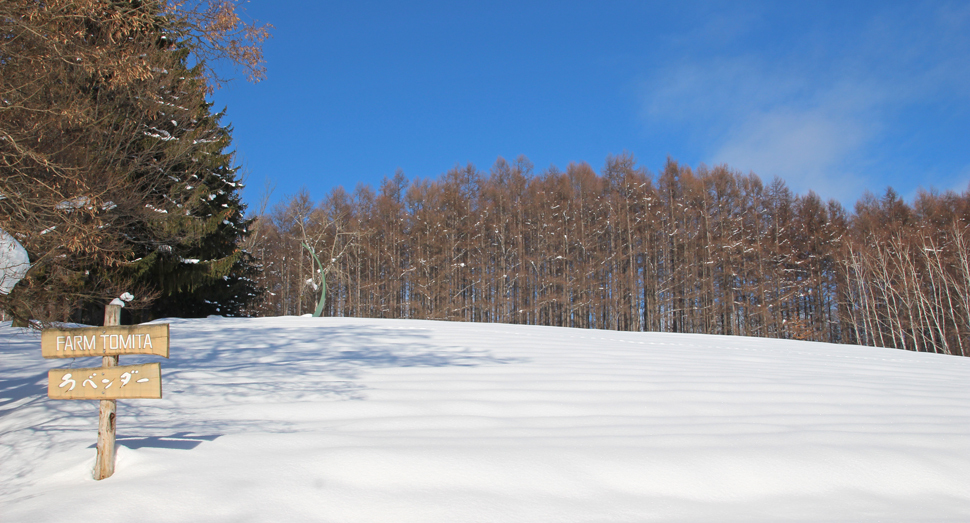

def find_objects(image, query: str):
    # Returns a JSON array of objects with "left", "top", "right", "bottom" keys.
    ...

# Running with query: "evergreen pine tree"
[
  {"left": 126, "top": 93, "right": 262, "bottom": 319},
  {"left": 1, "top": 0, "right": 268, "bottom": 324}
]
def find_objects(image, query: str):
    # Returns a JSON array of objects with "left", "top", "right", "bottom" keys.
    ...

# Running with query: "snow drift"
[{"left": 2, "top": 317, "right": 969, "bottom": 522}]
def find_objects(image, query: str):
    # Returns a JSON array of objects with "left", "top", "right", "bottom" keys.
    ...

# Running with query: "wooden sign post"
[
  {"left": 42, "top": 304, "right": 169, "bottom": 480},
  {"left": 99, "top": 304, "right": 120, "bottom": 481}
]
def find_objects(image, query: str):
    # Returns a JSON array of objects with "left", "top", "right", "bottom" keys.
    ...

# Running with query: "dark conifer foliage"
[
  {"left": 0, "top": 0, "right": 269, "bottom": 324},
  {"left": 62, "top": 45, "right": 260, "bottom": 322},
  {"left": 251, "top": 154, "right": 970, "bottom": 357},
  {"left": 136, "top": 109, "right": 261, "bottom": 319}
]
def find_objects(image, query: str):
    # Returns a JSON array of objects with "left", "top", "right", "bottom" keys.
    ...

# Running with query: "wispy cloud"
[
  {"left": 713, "top": 109, "right": 869, "bottom": 200},
  {"left": 638, "top": 2, "right": 970, "bottom": 204},
  {"left": 642, "top": 56, "right": 884, "bottom": 200}
]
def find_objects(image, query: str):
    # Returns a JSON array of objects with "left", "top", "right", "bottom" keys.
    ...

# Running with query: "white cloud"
[
  {"left": 642, "top": 56, "right": 801, "bottom": 128},
  {"left": 637, "top": 3, "right": 970, "bottom": 204},
  {"left": 712, "top": 109, "right": 869, "bottom": 200},
  {"left": 641, "top": 57, "right": 883, "bottom": 201}
]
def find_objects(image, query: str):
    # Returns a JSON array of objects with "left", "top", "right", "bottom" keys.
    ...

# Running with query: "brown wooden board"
[
  {"left": 48, "top": 363, "right": 162, "bottom": 400},
  {"left": 41, "top": 324, "right": 169, "bottom": 359}
]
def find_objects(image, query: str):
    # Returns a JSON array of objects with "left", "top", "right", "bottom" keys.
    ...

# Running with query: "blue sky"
[{"left": 209, "top": 1, "right": 970, "bottom": 211}]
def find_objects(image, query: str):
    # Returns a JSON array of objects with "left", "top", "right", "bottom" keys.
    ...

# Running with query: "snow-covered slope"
[{"left": 3, "top": 317, "right": 970, "bottom": 522}]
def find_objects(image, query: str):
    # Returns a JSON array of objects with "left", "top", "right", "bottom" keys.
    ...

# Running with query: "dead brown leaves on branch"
[
  {"left": 0, "top": 0, "right": 271, "bottom": 323},
  {"left": 165, "top": 0, "right": 272, "bottom": 86}
]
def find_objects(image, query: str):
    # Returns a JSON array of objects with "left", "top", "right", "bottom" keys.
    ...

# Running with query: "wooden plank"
[
  {"left": 41, "top": 324, "right": 169, "bottom": 359},
  {"left": 48, "top": 363, "right": 162, "bottom": 400}
]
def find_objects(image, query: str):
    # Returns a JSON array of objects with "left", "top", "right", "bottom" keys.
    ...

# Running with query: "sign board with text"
[
  {"left": 41, "top": 310, "right": 170, "bottom": 480},
  {"left": 41, "top": 324, "right": 169, "bottom": 359},
  {"left": 48, "top": 362, "right": 162, "bottom": 400}
]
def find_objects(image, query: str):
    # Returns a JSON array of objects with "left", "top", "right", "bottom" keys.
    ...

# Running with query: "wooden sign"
[
  {"left": 48, "top": 362, "right": 162, "bottom": 400},
  {"left": 41, "top": 324, "right": 169, "bottom": 359},
  {"left": 42, "top": 306, "right": 170, "bottom": 480}
]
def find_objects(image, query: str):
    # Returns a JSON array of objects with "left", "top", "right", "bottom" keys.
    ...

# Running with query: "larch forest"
[{"left": 247, "top": 154, "right": 970, "bottom": 357}]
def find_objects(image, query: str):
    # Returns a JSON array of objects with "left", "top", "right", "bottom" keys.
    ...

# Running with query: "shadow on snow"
[
  {"left": 88, "top": 432, "right": 222, "bottom": 450},
  {"left": 1, "top": 320, "right": 524, "bottom": 498}
]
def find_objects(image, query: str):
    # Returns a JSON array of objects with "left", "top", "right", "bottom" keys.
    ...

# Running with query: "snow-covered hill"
[{"left": 3, "top": 317, "right": 970, "bottom": 522}]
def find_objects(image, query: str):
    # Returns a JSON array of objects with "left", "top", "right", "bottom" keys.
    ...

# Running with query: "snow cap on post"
[{"left": 109, "top": 293, "right": 134, "bottom": 307}]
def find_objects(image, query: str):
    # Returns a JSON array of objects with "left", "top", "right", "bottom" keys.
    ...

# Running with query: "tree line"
[
  {"left": 5, "top": 3, "right": 969, "bottom": 358},
  {"left": 251, "top": 155, "right": 970, "bottom": 356}
]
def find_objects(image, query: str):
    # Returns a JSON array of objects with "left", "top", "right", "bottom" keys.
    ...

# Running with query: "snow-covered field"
[{"left": 3, "top": 316, "right": 970, "bottom": 522}]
